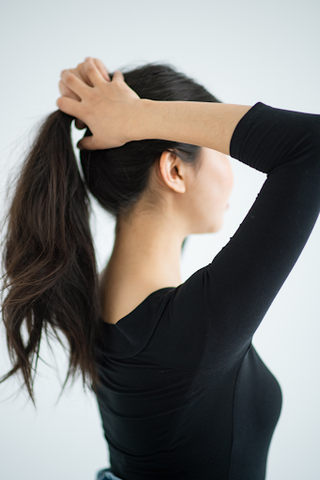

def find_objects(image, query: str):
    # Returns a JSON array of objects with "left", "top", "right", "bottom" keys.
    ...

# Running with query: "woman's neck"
[{"left": 109, "top": 208, "right": 186, "bottom": 288}]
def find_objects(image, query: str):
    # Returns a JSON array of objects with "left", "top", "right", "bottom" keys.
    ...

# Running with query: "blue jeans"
[{"left": 95, "top": 467, "right": 124, "bottom": 480}]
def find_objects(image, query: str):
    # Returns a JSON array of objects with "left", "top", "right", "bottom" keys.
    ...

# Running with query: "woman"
[{"left": 1, "top": 57, "right": 319, "bottom": 480}]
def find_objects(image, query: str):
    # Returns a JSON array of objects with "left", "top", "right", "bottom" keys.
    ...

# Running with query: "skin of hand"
[
  {"left": 57, "top": 57, "right": 141, "bottom": 150},
  {"left": 59, "top": 57, "right": 111, "bottom": 130}
]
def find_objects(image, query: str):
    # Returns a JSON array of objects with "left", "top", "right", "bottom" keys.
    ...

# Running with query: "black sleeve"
[{"left": 165, "top": 102, "right": 320, "bottom": 367}]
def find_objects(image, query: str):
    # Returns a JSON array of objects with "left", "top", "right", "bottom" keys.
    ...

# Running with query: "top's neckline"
[
  {"left": 99, "top": 286, "right": 176, "bottom": 328},
  {"left": 96, "top": 286, "right": 177, "bottom": 358}
]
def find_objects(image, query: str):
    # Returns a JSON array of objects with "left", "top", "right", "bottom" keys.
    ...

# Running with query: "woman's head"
[
  {"left": 0, "top": 61, "right": 224, "bottom": 407},
  {"left": 79, "top": 62, "right": 226, "bottom": 227}
]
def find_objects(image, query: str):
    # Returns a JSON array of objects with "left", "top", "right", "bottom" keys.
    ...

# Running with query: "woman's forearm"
[{"left": 132, "top": 100, "right": 252, "bottom": 156}]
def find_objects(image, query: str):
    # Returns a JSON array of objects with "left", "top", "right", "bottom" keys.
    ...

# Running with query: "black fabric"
[{"left": 94, "top": 102, "right": 320, "bottom": 480}]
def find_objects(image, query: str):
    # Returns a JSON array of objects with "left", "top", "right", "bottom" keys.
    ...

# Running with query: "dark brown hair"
[{"left": 0, "top": 62, "right": 221, "bottom": 407}]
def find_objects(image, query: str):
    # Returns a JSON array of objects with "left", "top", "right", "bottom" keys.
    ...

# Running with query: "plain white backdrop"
[{"left": 0, "top": 0, "right": 319, "bottom": 479}]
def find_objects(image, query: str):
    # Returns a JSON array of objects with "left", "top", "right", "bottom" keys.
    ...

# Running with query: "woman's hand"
[
  {"left": 56, "top": 57, "right": 142, "bottom": 150},
  {"left": 59, "top": 57, "right": 111, "bottom": 130}
]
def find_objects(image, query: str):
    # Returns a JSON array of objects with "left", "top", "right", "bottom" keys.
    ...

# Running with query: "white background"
[{"left": 0, "top": 0, "right": 319, "bottom": 479}]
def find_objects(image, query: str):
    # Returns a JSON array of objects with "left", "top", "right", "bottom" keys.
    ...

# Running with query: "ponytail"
[
  {"left": 0, "top": 61, "right": 222, "bottom": 408},
  {"left": 0, "top": 110, "right": 103, "bottom": 407}
]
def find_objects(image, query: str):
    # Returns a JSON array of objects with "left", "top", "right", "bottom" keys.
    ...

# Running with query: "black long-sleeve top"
[{"left": 94, "top": 102, "right": 320, "bottom": 480}]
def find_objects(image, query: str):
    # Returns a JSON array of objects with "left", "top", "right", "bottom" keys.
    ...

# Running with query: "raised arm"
[
  {"left": 161, "top": 102, "right": 320, "bottom": 367},
  {"left": 57, "top": 57, "right": 252, "bottom": 153}
]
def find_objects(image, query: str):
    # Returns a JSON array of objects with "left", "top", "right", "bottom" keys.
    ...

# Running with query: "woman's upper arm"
[{"left": 166, "top": 103, "right": 320, "bottom": 365}]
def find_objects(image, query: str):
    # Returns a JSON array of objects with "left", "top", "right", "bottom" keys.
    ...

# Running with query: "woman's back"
[{"left": 95, "top": 286, "right": 282, "bottom": 480}]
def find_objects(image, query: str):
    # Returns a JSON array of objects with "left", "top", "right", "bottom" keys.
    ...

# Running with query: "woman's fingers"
[
  {"left": 59, "top": 58, "right": 110, "bottom": 101},
  {"left": 112, "top": 70, "right": 125, "bottom": 83},
  {"left": 57, "top": 57, "right": 114, "bottom": 133},
  {"left": 59, "top": 79, "right": 81, "bottom": 101},
  {"left": 71, "top": 63, "right": 93, "bottom": 88},
  {"left": 60, "top": 70, "right": 90, "bottom": 99},
  {"left": 77, "top": 135, "right": 95, "bottom": 151},
  {"left": 59, "top": 76, "right": 86, "bottom": 128},
  {"left": 68, "top": 59, "right": 110, "bottom": 87},
  {"left": 56, "top": 95, "right": 82, "bottom": 118},
  {"left": 57, "top": 55, "right": 141, "bottom": 150},
  {"left": 83, "top": 57, "right": 107, "bottom": 86},
  {"left": 91, "top": 58, "right": 110, "bottom": 82}
]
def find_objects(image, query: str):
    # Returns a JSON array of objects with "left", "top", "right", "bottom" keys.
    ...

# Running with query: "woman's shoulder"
[{"left": 98, "top": 265, "right": 175, "bottom": 325}]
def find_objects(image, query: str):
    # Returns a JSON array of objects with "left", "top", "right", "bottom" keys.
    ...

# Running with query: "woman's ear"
[{"left": 157, "top": 150, "right": 186, "bottom": 193}]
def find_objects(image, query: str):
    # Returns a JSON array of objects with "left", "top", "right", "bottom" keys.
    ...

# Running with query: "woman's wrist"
[{"left": 128, "top": 99, "right": 155, "bottom": 143}]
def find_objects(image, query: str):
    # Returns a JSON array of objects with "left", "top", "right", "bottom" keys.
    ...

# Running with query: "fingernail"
[
  {"left": 77, "top": 143, "right": 83, "bottom": 150},
  {"left": 85, "top": 57, "right": 91, "bottom": 61}
]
